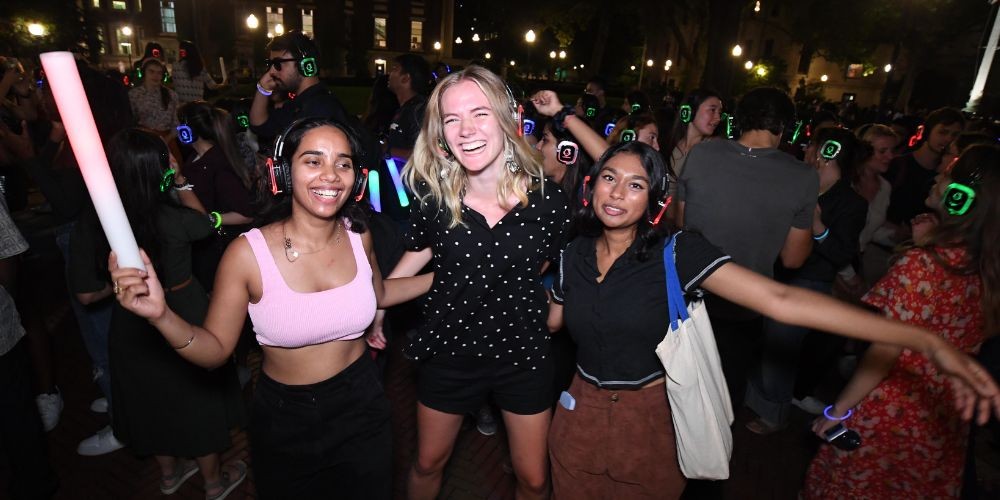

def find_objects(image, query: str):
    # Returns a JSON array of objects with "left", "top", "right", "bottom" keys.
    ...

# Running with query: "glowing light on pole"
[
  {"left": 274, "top": 23, "right": 284, "bottom": 35},
  {"left": 525, "top": 30, "right": 536, "bottom": 43},
  {"left": 246, "top": 14, "right": 259, "bottom": 29},
  {"left": 27, "top": 23, "right": 46, "bottom": 37},
  {"left": 745, "top": 60, "right": 754, "bottom": 70},
  {"left": 732, "top": 44, "right": 742, "bottom": 57},
  {"left": 39, "top": 52, "right": 145, "bottom": 270},
  {"left": 820, "top": 74, "right": 829, "bottom": 82}
]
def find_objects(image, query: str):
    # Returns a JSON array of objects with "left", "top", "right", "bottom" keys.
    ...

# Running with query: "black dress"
[{"left": 70, "top": 206, "right": 245, "bottom": 457}]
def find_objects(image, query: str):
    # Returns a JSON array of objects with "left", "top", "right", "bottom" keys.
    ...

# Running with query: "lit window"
[
  {"left": 266, "top": 6, "right": 284, "bottom": 36},
  {"left": 118, "top": 42, "right": 133, "bottom": 56},
  {"left": 301, "top": 9, "right": 314, "bottom": 37},
  {"left": 160, "top": 1, "right": 176, "bottom": 33},
  {"left": 374, "top": 17, "right": 387, "bottom": 48},
  {"left": 845, "top": 63, "right": 864, "bottom": 79},
  {"left": 410, "top": 20, "right": 423, "bottom": 51},
  {"left": 96, "top": 25, "right": 106, "bottom": 54},
  {"left": 137, "top": 0, "right": 142, "bottom": 12},
  {"left": 92, "top": 0, "right": 101, "bottom": 7},
  {"left": 112, "top": 0, "right": 127, "bottom": 10}
]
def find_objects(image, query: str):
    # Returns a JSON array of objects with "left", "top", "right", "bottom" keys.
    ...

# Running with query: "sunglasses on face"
[{"left": 264, "top": 57, "right": 298, "bottom": 71}]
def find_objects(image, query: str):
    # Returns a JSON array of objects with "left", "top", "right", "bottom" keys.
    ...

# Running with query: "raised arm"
[
  {"left": 111, "top": 239, "right": 254, "bottom": 369},
  {"left": 531, "top": 90, "right": 609, "bottom": 161},
  {"left": 700, "top": 262, "right": 1000, "bottom": 422}
]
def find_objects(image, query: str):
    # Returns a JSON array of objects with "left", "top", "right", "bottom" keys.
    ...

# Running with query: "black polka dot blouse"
[{"left": 403, "top": 179, "right": 570, "bottom": 370}]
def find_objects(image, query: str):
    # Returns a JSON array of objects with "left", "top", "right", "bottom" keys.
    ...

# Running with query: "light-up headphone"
[
  {"left": 556, "top": 140, "right": 579, "bottom": 166},
  {"left": 908, "top": 124, "right": 924, "bottom": 148},
  {"left": 603, "top": 122, "right": 616, "bottom": 137},
  {"left": 523, "top": 118, "right": 536, "bottom": 136},
  {"left": 941, "top": 158, "right": 982, "bottom": 216},
  {"left": 176, "top": 116, "right": 196, "bottom": 144},
  {"left": 679, "top": 104, "right": 693, "bottom": 124},
  {"left": 620, "top": 129, "right": 637, "bottom": 143},
  {"left": 819, "top": 139, "right": 842, "bottom": 160}
]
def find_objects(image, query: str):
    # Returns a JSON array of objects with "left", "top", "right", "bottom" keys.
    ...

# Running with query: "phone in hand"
[{"left": 823, "top": 423, "right": 862, "bottom": 451}]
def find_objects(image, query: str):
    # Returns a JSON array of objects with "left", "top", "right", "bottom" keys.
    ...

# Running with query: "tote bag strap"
[{"left": 664, "top": 234, "right": 689, "bottom": 329}]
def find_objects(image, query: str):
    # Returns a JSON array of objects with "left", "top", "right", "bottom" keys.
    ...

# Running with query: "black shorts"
[{"left": 417, "top": 354, "right": 554, "bottom": 416}]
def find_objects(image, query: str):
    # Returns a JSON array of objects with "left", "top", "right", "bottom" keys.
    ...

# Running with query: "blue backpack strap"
[{"left": 664, "top": 233, "right": 689, "bottom": 329}]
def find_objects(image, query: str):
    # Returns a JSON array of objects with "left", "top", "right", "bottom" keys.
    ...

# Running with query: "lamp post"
[
  {"left": 27, "top": 23, "right": 46, "bottom": 37},
  {"left": 121, "top": 26, "right": 133, "bottom": 68},
  {"left": 525, "top": 29, "right": 535, "bottom": 77}
]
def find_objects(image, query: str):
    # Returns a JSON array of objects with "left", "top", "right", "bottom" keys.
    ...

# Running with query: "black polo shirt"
[
  {"left": 403, "top": 179, "right": 570, "bottom": 370},
  {"left": 552, "top": 231, "right": 730, "bottom": 389},
  {"left": 250, "top": 82, "right": 351, "bottom": 148}
]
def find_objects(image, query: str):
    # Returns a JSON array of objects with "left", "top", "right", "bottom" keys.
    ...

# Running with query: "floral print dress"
[{"left": 804, "top": 247, "right": 983, "bottom": 499}]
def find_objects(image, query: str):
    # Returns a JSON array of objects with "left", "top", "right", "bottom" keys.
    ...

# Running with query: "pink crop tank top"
[{"left": 244, "top": 225, "right": 377, "bottom": 348}]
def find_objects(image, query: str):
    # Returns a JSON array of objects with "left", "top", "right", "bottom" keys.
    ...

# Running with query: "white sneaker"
[
  {"left": 35, "top": 388, "right": 64, "bottom": 432},
  {"left": 77, "top": 425, "right": 125, "bottom": 456},
  {"left": 792, "top": 396, "right": 828, "bottom": 416},
  {"left": 90, "top": 397, "right": 108, "bottom": 414}
]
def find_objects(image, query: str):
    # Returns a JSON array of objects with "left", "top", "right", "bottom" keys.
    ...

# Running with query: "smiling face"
[
  {"left": 440, "top": 79, "right": 507, "bottom": 175},
  {"left": 692, "top": 97, "right": 723, "bottom": 138},
  {"left": 592, "top": 152, "right": 651, "bottom": 232},
  {"left": 290, "top": 125, "right": 356, "bottom": 219},
  {"left": 867, "top": 136, "right": 897, "bottom": 174}
]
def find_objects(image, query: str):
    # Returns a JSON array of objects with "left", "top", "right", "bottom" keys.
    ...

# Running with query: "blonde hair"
[
  {"left": 858, "top": 123, "right": 899, "bottom": 144},
  {"left": 404, "top": 65, "right": 543, "bottom": 228}
]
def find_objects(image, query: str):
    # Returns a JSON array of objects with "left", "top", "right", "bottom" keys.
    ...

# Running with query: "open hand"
[{"left": 927, "top": 339, "right": 1000, "bottom": 424}]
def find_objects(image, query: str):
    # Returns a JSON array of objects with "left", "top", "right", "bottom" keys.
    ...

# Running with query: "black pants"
[
  {"left": 249, "top": 353, "right": 392, "bottom": 499},
  {"left": 0, "top": 340, "right": 57, "bottom": 499}
]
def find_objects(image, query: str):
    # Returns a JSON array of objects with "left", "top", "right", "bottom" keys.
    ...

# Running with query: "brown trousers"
[{"left": 549, "top": 375, "right": 686, "bottom": 499}]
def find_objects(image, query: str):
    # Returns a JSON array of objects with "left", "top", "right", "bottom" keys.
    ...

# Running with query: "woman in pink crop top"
[{"left": 112, "top": 118, "right": 431, "bottom": 499}]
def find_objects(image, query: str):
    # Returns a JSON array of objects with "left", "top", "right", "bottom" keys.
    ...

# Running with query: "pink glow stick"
[{"left": 40, "top": 51, "right": 145, "bottom": 271}]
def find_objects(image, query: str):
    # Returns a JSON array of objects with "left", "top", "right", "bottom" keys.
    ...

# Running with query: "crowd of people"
[{"left": 1, "top": 29, "right": 1000, "bottom": 500}]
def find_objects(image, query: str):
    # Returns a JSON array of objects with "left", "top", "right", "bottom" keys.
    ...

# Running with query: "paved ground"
[{"left": 2, "top": 208, "right": 999, "bottom": 499}]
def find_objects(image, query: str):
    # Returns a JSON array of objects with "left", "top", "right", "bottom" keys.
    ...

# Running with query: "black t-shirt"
[
  {"left": 552, "top": 231, "right": 730, "bottom": 389},
  {"left": 885, "top": 153, "right": 936, "bottom": 225},
  {"left": 402, "top": 180, "right": 570, "bottom": 369},
  {"left": 250, "top": 83, "right": 351, "bottom": 150},
  {"left": 386, "top": 94, "right": 427, "bottom": 152}
]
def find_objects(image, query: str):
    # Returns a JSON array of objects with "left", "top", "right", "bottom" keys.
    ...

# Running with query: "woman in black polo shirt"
[{"left": 546, "top": 141, "right": 1000, "bottom": 499}]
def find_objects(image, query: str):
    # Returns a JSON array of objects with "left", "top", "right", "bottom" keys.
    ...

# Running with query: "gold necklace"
[{"left": 282, "top": 220, "right": 342, "bottom": 262}]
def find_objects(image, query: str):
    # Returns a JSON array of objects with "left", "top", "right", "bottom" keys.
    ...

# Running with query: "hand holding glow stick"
[{"left": 40, "top": 51, "right": 145, "bottom": 271}]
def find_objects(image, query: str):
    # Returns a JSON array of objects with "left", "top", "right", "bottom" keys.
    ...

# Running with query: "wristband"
[
  {"left": 209, "top": 211, "right": 223, "bottom": 229},
  {"left": 823, "top": 405, "right": 853, "bottom": 421},
  {"left": 552, "top": 105, "right": 576, "bottom": 133},
  {"left": 813, "top": 228, "right": 830, "bottom": 241},
  {"left": 256, "top": 83, "right": 273, "bottom": 96},
  {"left": 173, "top": 183, "right": 194, "bottom": 191}
]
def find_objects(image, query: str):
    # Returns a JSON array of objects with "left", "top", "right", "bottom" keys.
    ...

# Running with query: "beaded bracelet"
[
  {"left": 256, "top": 83, "right": 273, "bottom": 96},
  {"left": 823, "top": 405, "right": 853, "bottom": 421}
]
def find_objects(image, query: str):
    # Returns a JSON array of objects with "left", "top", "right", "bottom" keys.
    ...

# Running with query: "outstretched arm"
[
  {"left": 701, "top": 262, "right": 1000, "bottom": 423},
  {"left": 531, "top": 90, "right": 609, "bottom": 161}
]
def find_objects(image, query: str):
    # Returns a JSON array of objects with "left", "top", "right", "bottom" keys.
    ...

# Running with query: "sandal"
[
  {"left": 204, "top": 460, "right": 247, "bottom": 500},
  {"left": 745, "top": 417, "right": 787, "bottom": 436},
  {"left": 160, "top": 459, "right": 200, "bottom": 495}
]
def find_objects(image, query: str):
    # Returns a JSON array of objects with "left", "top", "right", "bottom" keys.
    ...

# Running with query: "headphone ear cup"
[
  {"left": 556, "top": 141, "right": 579, "bottom": 165},
  {"left": 942, "top": 182, "right": 976, "bottom": 215},
  {"left": 267, "top": 157, "right": 292, "bottom": 195},
  {"left": 679, "top": 104, "right": 693, "bottom": 124},
  {"left": 354, "top": 168, "right": 369, "bottom": 202},
  {"left": 299, "top": 57, "right": 318, "bottom": 77}
]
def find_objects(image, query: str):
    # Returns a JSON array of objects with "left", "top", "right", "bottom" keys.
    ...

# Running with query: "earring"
[
  {"left": 440, "top": 156, "right": 455, "bottom": 179},
  {"left": 505, "top": 140, "right": 521, "bottom": 173}
]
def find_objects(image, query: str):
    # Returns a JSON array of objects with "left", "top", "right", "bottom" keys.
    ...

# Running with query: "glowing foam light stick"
[
  {"left": 385, "top": 158, "right": 410, "bottom": 208},
  {"left": 219, "top": 56, "right": 227, "bottom": 82},
  {"left": 367, "top": 170, "right": 382, "bottom": 213},
  {"left": 40, "top": 52, "right": 145, "bottom": 271}
]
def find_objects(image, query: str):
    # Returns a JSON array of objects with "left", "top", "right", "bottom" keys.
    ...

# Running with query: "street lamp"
[
  {"left": 472, "top": 33, "right": 480, "bottom": 42},
  {"left": 433, "top": 41, "right": 442, "bottom": 51},
  {"left": 646, "top": 59, "right": 654, "bottom": 67},
  {"left": 274, "top": 23, "right": 284, "bottom": 36},
  {"left": 27, "top": 23, "right": 46, "bottom": 37},
  {"left": 820, "top": 74, "right": 829, "bottom": 82},
  {"left": 510, "top": 60, "right": 516, "bottom": 66},
  {"left": 558, "top": 50, "right": 566, "bottom": 59},
  {"left": 485, "top": 52, "right": 492, "bottom": 59},
  {"left": 756, "top": 66, "right": 767, "bottom": 77},
  {"left": 630, "top": 65, "right": 636, "bottom": 71},
  {"left": 745, "top": 60, "right": 754, "bottom": 70},
  {"left": 455, "top": 37, "right": 463, "bottom": 44},
  {"left": 731, "top": 44, "right": 742, "bottom": 57},
  {"left": 525, "top": 30, "right": 536, "bottom": 43},
  {"left": 121, "top": 25, "right": 132, "bottom": 37},
  {"left": 884, "top": 64, "right": 892, "bottom": 73},
  {"left": 549, "top": 51, "right": 556, "bottom": 59},
  {"left": 246, "top": 14, "right": 259, "bottom": 30}
]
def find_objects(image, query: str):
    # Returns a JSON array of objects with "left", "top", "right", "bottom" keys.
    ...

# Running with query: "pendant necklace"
[{"left": 282, "top": 221, "right": 341, "bottom": 262}]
